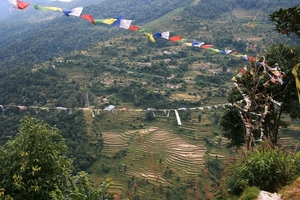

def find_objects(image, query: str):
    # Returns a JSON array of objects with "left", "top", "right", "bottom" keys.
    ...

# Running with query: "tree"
[
  {"left": 50, "top": 172, "right": 114, "bottom": 200},
  {"left": 220, "top": 106, "right": 245, "bottom": 148},
  {"left": 269, "top": 5, "right": 300, "bottom": 38},
  {"left": 197, "top": 114, "right": 202, "bottom": 123},
  {"left": 221, "top": 7, "right": 300, "bottom": 198},
  {"left": 180, "top": 109, "right": 191, "bottom": 121},
  {"left": 220, "top": 44, "right": 300, "bottom": 149},
  {"left": 0, "top": 116, "right": 114, "bottom": 200},
  {"left": 0, "top": 116, "right": 72, "bottom": 199},
  {"left": 263, "top": 44, "right": 300, "bottom": 119}
]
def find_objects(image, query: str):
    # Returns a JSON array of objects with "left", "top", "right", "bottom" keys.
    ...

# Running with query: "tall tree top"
[{"left": 269, "top": 5, "right": 300, "bottom": 38}]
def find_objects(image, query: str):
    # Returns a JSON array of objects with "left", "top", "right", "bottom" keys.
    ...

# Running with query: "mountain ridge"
[{"left": 1, "top": 0, "right": 299, "bottom": 68}]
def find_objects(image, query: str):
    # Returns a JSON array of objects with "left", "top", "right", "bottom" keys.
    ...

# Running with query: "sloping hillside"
[
  {"left": 1, "top": 0, "right": 298, "bottom": 68},
  {"left": 0, "top": 0, "right": 193, "bottom": 67}
]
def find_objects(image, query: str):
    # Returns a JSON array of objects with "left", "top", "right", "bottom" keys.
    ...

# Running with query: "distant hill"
[
  {"left": 0, "top": 0, "right": 194, "bottom": 67},
  {"left": 0, "top": 0, "right": 299, "bottom": 68}
]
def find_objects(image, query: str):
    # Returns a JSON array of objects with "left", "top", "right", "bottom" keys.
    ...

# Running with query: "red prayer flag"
[
  {"left": 17, "top": 1, "right": 30, "bottom": 10},
  {"left": 169, "top": 36, "right": 182, "bottom": 42},
  {"left": 80, "top": 14, "right": 95, "bottom": 24},
  {"left": 129, "top": 25, "right": 141, "bottom": 31},
  {"left": 249, "top": 57, "right": 256, "bottom": 62},
  {"left": 201, "top": 44, "right": 213, "bottom": 49}
]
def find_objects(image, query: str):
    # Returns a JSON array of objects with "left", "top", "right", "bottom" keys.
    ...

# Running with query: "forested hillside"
[
  {"left": 1, "top": 0, "right": 299, "bottom": 68},
  {"left": 0, "top": 0, "right": 192, "bottom": 67}
]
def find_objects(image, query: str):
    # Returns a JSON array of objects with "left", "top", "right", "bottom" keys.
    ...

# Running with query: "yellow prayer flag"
[
  {"left": 184, "top": 42, "right": 192, "bottom": 47},
  {"left": 46, "top": 6, "right": 62, "bottom": 12},
  {"left": 102, "top": 18, "right": 117, "bottom": 25},
  {"left": 145, "top": 33, "right": 155, "bottom": 42},
  {"left": 292, "top": 63, "right": 300, "bottom": 103}
]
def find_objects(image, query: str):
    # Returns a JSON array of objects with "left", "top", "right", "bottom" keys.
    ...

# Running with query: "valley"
[{"left": 0, "top": 0, "right": 300, "bottom": 199}]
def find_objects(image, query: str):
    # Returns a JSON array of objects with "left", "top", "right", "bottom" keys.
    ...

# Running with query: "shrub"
[
  {"left": 239, "top": 186, "right": 260, "bottom": 200},
  {"left": 226, "top": 145, "right": 300, "bottom": 195}
]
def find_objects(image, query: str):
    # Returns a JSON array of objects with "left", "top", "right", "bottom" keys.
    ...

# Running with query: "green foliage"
[
  {"left": 197, "top": 114, "right": 202, "bottom": 123},
  {"left": 0, "top": 116, "right": 114, "bottom": 200},
  {"left": 0, "top": 110, "right": 99, "bottom": 173},
  {"left": 0, "top": 116, "right": 72, "bottom": 199},
  {"left": 269, "top": 5, "right": 300, "bottom": 38},
  {"left": 183, "top": 0, "right": 233, "bottom": 20},
  {"left": 136, "top": 62, "right": 171, "bottom": 78},
  {"left": 195, "top": 73, "right": 230, "bottom": 86},
  {"left": 42, "top": 111, "right": 95, "bottom": 173},
  {"left": 264, "top": 44, "right": 300, "bottom": 119},
  {"left": 180, "top": 109, "right": 191, "bottom": 121},
  {"left": 206, "top": 158, "right": 224, "bottom": 180},
  {"left": 226, "top": 146, "right": 300, "bottom": 195},
  {"left": 0, "top": 66, "right": 84, "bottom": 107},
  {"left": 238, "top": 186, "right": 260, "bottom": 200},
  {"left": 50, "top": 172, "right": 114, "bottom": 200},
  {"left": 220, "top": 44, "right": 300, "bottom": 148},
  {"left": 115, "top": 80, "right": 200, "bottom": 108},
  {"left": 220, "top": 107, "right": 245, "bottom": 148}
]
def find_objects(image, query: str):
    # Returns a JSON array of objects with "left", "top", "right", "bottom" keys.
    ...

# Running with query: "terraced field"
[
  {"left": 93, "top": 126, "right": 207, "bottom": 198},
  {"left": 88, "top": 110, "right": 299, "bottom": 199},
  {"left": 84, "top": 110, "right": 300, "bottom": 200}
]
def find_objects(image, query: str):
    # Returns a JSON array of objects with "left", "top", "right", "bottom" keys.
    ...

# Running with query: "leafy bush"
[
  {"left": 239, "top": 186, "right": 260, "bottom": 200},
  {"left": 226, "top": 145, "right": 300, "bottom": 195}
]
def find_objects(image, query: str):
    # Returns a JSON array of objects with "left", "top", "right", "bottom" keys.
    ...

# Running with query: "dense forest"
[
  {"left": 0, "top": 65, "right": 91, "bottom": 107},
  {"left": 0, "top": 108, "right": 102, "bottom": 173}
]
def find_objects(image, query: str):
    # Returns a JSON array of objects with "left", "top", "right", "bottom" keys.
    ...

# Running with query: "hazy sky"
[{"left": 0, "top": 1, "right": 11, "bottom": 18}]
